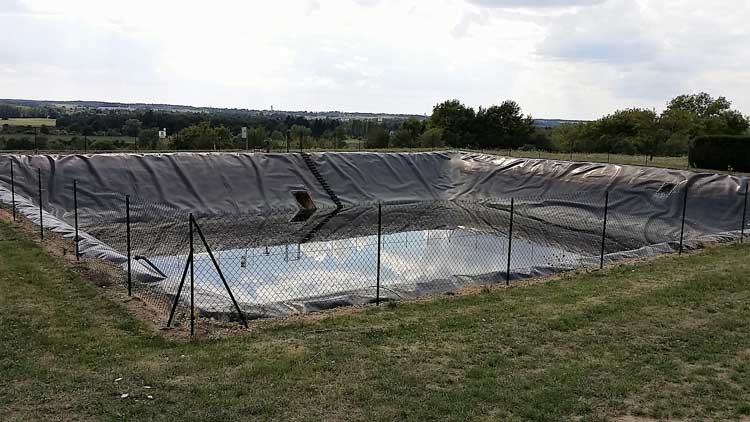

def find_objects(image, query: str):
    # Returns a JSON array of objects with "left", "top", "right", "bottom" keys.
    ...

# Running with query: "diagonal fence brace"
[
  {"left": 190, "top": 214, "right": 249, "bottom": 328},
  {"left": 167, "top": 253, "right": 192, "bottom": 327}
]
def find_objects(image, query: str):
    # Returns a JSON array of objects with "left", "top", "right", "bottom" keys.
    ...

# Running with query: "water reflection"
[{"left": 150, "top": 227, "right": 582, "bottom": 306}]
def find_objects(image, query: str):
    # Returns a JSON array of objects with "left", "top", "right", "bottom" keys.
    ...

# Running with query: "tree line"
[
  {"left": 549, "top": 93, "right": 749, "bottom": 156},
  {"left": 1, "top": 92, "right": 747, "bottom": 154}
]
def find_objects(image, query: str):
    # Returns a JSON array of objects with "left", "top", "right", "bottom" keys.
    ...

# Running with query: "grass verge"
[{"left": 1, "top": 219, "right": 749, "bottom": 421}]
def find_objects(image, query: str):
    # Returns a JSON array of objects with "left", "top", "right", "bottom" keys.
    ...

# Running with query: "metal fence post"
[
  {"left": 126, "top": 194, "right": 131, "bottom": 295},
  {"left": 166, "top": 216, "right": 193, "bottom": 328},
  {"left": 74, "top": 180, "right": 79, "bottom": 260},
  {"left": 191, "top": 215, "right": 249, "bottom": 328},
  {"left": 189, "top": 213, "right": 195, "bottom": 337},
  {"left": 376, "top": 203, "right": 382, "bottom": 305},
  {"left": 600, "top": 191, "right": 609, "bottom": 269},
  {"left": 10, "top": 158, "right": 16, "bottom": 222},
  {"left": 741, "top": 181, "right": 748, "bottom": 244},
  {"left": 506, "top": 198, "right": 514, "bottom": 286},
  {"left": 679, "top": 182, "right": 689, "bottom": 255},
  {"left": 37, "top": 168, "right": 43, "bottom": 240}
]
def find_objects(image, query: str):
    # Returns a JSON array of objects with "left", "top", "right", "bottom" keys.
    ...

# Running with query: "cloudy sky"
[{"left": 1, "top": 0, "right": 748, "bottom": 119}]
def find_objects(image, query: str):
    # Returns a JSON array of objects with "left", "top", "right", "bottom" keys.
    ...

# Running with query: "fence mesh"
[{"left": 0, "top": 157, "right": 748, "bottom": 332}]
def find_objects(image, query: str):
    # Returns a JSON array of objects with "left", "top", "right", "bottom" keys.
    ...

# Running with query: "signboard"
[
  {"left": 241, "top": 126, "right": 248, "bottom": 139},
  {"left": 158, "top": 128, "right": 167, "bottom": 139}
]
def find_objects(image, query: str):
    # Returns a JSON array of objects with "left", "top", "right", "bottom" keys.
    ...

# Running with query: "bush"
[
  {"left": 4, "top": 137, "right": 35, "bottom": 150},
  {"left": 90, "top": 139, "right": 116, "bottom": 150},
  {"left": 689, "top": 135, "right": 750, "bottom": 172}
]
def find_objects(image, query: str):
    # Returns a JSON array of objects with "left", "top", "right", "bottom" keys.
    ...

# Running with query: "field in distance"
[{"left": 1, "top": 118, "right": 57, "bottom": 127}]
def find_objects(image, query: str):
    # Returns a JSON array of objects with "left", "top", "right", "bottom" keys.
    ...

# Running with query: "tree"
[
  {"left": 401, "top": 118, "right": 425, "bottom": 144},
  {"left": 665, "top": 93, "right": 731, "bottom": 119},
  {"left": 270, "top": 130, "right": 285, "bottom": 148},
  {"left": 139, "top": 128, "right": 160, "bottom": 149},
  {"left": 418, "top": 128, "right": 444, "bottom": 148},
  {"left": 366, "top": 127, "right": 390, "bottom": 149},
  {"left": 429, "top": 100, "right": 476, "bottom": 147},
  {"left": 122, "top": 119, "right": 142, "bottom": 148},
  {"left": 391, "top": 129, "right": 413, "bottom": 148},
  {"left": 333, "top": 126, "right": 347, "bottom": 149},
  {"left": 290, "top": 124, "right": 312, "bottom": 148},
  {"left": 173, "top": 122, "right": 232, "bottom": 150},
  {"left": 247, "top": 127, "right": 267, "bottom": 149},
  {"left": 475, "top": 100, "right": 534, "bottom": 148},
  {"left": 598, "top": 108, "right": 659, "bottom": 155},
  {"left": 662, "top": 92, "right": 749, "bottom": 138}
]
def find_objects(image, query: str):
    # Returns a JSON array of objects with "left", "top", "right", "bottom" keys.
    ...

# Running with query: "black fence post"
[
  {"left": 189, "top": 213, "right": 195, "bottom": 337},
  {"left": 741, "top": 181, "right": 748, "bottom": 244},
  {"left": 376, "top": 203, "right": 382, "bottom": 306},
  {"left": 166, "top": 216, "right": 193, "bottom": 328},
  {"left": 570, "top": 142, "right": 574, "bottom": 161},
  {"left": 10, "top": 158, "right": 16, "bottom": 222},
  {"left": 191, "top": 215, "right": 249, "bottom": 328},
  {"left": 679, "top": 182, "right": 689, "bottom": 255},
  {"left": 506, "top": 198, "right": 514, "bottom": 286},
  {"left": 600, "top": 191, "right": 609, "bottom": 269},
  {"left": 126, "top": 194, "right": 131, "bottom": 296},
  {"left": 74, "top": 180, "right": 80, "bottom": 260},
  {"left": 37, "top": 168, "right": 43, "bottom": 240}
]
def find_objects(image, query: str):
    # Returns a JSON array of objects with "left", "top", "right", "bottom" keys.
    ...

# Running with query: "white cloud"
[
  {"left": 468, "top": 0, "right": 604, "bottom": 8},
  {"left": 0, "top": 0, "right": 748, "bottom": 119}
]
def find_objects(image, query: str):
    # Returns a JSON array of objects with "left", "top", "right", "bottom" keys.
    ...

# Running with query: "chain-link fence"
[{"left": 0, "top": 156, "right": 748, "bottom": 335}]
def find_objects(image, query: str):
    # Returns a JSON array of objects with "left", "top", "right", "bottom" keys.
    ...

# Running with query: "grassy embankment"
[{"left": 1, "top": 218, "right": 750, "bottom": 420}]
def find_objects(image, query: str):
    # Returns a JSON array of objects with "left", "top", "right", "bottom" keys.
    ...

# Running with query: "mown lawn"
[{"left": 1, "top": 219, "right": 749, "bottom": 421}]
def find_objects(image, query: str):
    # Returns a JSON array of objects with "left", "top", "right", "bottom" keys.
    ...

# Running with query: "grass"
[
  {"left": 0, "top": 118, "right": 56, "bottom": 127},
  {"left": 2, "top": 219, "right": 750, "bottom": 420}
]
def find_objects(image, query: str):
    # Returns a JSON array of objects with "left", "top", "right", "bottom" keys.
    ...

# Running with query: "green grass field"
[
  {"left": 1, "top": 118, "right": 56, "bottom": 127},
  {"left": 1, "top": 218, "right": 750, "bottom": 420}
]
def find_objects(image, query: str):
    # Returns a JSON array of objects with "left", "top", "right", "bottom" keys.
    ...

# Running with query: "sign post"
[
  {"left": 241, "top": 127, "right": 248, "bottom": 150},
  {"left": 158, "top": 128, "right": 167, "bottom": 149}
]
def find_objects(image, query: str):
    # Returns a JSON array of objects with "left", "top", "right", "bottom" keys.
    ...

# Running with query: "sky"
[{"left": 1, "top": 0, "right": 749, "bottom": 119}]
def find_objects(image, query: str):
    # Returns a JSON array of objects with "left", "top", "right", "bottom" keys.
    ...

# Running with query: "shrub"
[
  {"left": 4, "top": 137, "right": 35, "bottom": 150},
  {"left": 689, "top": 135, "right": 750, "bottom": 172},
  {"left": 90, "top": 139, "right": 116, "bottom": 150}
]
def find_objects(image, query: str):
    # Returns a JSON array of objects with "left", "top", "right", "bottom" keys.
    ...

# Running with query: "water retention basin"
[{"left": 0, "top": 151, "right": 747, "bottom": 321}]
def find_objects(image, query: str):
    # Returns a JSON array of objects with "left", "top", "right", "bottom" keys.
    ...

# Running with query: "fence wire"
[{"left": 0, "top": 160, "right": 748, "bottom": 332}]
